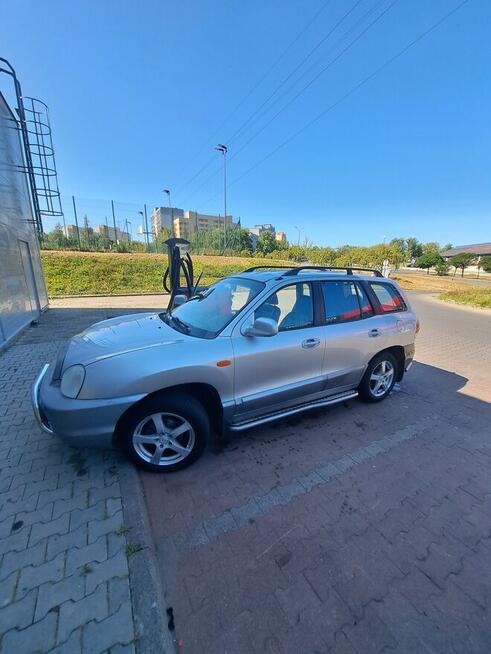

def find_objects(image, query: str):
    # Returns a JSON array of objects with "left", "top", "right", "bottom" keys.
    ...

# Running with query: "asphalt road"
[{"left": 141, "top": 293, "right": 491, "bottom": 654}]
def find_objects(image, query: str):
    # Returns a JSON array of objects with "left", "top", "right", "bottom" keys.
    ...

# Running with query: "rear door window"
[
  {"left": 322, "top": 281, "right": 363, "bottom": 324},
  {"left": 369, "top": 282, "right": 407, "bottom": 313}
]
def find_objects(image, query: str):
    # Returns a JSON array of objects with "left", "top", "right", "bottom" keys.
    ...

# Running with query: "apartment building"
[
  {"left": 150, "top": 206, "right": 184, "bottom": 235},
  {"left": 173, "top": 211, "right": 233, "bottom": 239}
]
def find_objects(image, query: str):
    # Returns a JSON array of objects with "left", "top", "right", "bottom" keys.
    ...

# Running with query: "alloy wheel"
[
  {"left": 369, "top": 360, "right": 395, "bottom": 398},
  {"left": 132, "top": 412, "right": 195, "bottom": 466}
]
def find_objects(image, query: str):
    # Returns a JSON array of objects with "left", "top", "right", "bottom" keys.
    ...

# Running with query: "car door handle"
[
  {"left": 302, "top": 338, "right": 320, "bottom": 349},
  {"left": 368, "top": 328, "right": 380, "bottom": 337}
]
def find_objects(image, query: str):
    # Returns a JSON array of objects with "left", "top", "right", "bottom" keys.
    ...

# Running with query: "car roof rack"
[
  {"left": 283, "top": 265, "right": 383, "bottom": 277},
  {"left": 242, "top": 264, "right": 384, "bottom": 277},
  {"left": 243, "top": 265, "right": 293, "bottom": 272}
]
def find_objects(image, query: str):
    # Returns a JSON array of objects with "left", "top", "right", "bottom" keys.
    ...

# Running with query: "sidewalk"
[{"left": 0, "top": 304, "right": 170, "bottom": 654}]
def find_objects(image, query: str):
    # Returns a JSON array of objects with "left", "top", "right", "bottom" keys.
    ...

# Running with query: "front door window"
[{"left": 255, "top": 283, "right": 313, "bottom": 331}]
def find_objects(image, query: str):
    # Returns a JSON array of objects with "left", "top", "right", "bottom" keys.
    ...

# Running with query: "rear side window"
[
  {"left": 356, "top": 284, "right": 374, "bottom": 319},
  {"left": 369, "top": 283, "right": 407, "bottom": 313},
  {"left": 322, "top": 281, "right": 371, "bottom": 324}
]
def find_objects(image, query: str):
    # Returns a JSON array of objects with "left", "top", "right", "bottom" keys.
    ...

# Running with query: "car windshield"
[{"left": 160, "top": 277, "right": 264, "bottom": 339}]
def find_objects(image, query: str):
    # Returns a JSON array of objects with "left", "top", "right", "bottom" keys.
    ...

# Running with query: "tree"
[
  {"left": 406, "top": 237, "right": 423, "bottom": 260},
  {"left": 416, "top": 252, "right": 443, "bottom": 274},
  {"left": 389, "top": 238, "right": 407, "bottom": 257},
  {"left": 480, "top": 255, "right": 491, "bottom": 273},
  {"left": 236, "top": 228, "right": 253, "bottom": 253},
  {"left": 450, "top": 252, "right": 475, "bottom": 278},
  {"left": 285, "top": 245, "right": 306, "bottom": 262},
  {"left": 256, "top": 230, "right": 278, "bottom": 255},
  {"left": 422, "top": 241, "right": 441, "bottom": 254},
  {"left": 435, "top": 260, "right": 450, "bottom": 276},
  {"left": 155, "top": 227, "right": 173, "bottom": 252}
]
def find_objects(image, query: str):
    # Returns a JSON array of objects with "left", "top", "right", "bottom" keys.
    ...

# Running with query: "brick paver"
[
  {"left": 0, "top": 304, "right": 163, "bottom": 654},
  {"left": 142, "top": 292, "right": 491, "bottom": 653}
]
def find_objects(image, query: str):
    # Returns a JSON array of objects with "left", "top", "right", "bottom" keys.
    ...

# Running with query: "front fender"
[{"left": 78, "top": 338, "right": 234, "bottom": 406}]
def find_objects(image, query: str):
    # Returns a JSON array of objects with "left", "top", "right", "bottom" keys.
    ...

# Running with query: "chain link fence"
[{"left": 39, "top": 195, "right": 256, "bottom": 256}]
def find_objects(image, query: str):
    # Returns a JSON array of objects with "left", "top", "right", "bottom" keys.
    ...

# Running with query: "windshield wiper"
[{"left": 169, "top": 314, "right": 191, "bottom": 334}]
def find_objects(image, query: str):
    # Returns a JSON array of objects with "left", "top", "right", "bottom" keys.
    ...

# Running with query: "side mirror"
[
  {"left": 243, "top": 317, "right": 278, "bottom": 337},
  {"left": 173, "top": 294, "right": 188, "bottom": 307}
]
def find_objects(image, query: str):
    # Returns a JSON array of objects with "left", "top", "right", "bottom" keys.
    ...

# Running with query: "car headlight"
[{"left": 60, "top": 364, "right": 86, "bottom": 398}]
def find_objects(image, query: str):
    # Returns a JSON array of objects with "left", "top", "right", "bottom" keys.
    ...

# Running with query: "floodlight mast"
[{"left": 215, "top": 144, "right": 228, "bottom": 251}]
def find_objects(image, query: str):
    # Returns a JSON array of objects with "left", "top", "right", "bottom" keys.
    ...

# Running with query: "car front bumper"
[{"left": 32, "top": 364, "right": 145, "bottom": 449}]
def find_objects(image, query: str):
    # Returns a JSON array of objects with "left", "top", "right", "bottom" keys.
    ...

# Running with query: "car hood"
[{"left": 63, "top": 312, "right": 186, "bottom": 369}]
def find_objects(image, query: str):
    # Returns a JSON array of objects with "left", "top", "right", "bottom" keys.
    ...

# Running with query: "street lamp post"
[
  {"left": 294, "top": 225, "right": 301, "bottom": 246},
  {"left": 139, "top": 209, "right": 149, "bottom": 251},
  {"left": 215, "top": 144, "right": 228, "bottom": 252},
  {"left": 163, "top": 189, "right": 174, "bottom": 237},
  {"left": 139, "top": 208, "right": 155, "bottom": 251}
]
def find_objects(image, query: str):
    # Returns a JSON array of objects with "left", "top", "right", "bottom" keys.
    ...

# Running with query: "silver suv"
[{"left": 33, "top": 266, "right": 418, "bottom": 473}]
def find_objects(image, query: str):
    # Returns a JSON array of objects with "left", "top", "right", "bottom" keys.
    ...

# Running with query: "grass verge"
[
  {"left": 438, "top": 289, "right": 491, "bottom": 309},
  {"left": 41, "top": 250, "right": 290, "bottom": 297},
  {"left": 392, "top": 273, "right": 472, "bottom": 293}
]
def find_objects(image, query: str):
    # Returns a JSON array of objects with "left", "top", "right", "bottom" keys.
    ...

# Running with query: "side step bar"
[{"left": 229, "top": 390, "right": 358, "bottom": 432}]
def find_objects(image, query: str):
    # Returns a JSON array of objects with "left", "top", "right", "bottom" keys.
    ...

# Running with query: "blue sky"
[{"left": 1, "top": 0, "right": 489, "bottom": 246}]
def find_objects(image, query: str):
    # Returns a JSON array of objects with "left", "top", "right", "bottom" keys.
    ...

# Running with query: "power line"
[
  {"left": 172, "top": 0, "right": 334, "bottom": 197},
  {"left": 230, "top": 0, "right": 400, "bottom": 162},
  {"left": 225, "top": 0, "right": 364, "bottom": 146},
  {"left": 226, "top": 0, "right": 469, "bottom": 192},
  {"left": 227, "top": 0, "right": 391, "bottom": 148},
  {"left": 182, "top": 0, "right": 398, "bottom": 207}
]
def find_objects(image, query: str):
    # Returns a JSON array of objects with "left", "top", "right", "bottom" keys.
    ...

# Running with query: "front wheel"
[
  {"left": 119, "top": 392, "right": 209, "bottom": 472},
  {"left": 358, "top": 352, "right": 397, "bottom": 403}
]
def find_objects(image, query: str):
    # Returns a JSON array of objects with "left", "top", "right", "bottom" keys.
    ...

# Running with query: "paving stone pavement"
[
  {"left": 141, "top": 293, "right": 491, "bottom": 654},
  {"left": 0, "top": 304, "right": 166, "bottom": 654}
]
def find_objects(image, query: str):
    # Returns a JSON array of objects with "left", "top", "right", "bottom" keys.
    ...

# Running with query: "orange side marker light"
[{"left": 217, "top": 360, "right": 231, "bottom": 367}]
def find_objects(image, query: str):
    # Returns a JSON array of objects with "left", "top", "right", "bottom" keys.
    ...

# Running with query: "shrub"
[{"left": 435, "top": 260, "right": 450, "bottom": 276}]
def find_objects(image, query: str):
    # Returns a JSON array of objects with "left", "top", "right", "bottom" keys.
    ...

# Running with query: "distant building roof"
[{"left": 442, "top": 243, "right": 491, "bottom": 257}]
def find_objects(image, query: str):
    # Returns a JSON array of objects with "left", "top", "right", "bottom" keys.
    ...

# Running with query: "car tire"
[
  {"left": 119, "top": 392, "right": 209, "bottom": 472},
  {"left": 358, "top": 352, "right": 397, "bottom": 403}
]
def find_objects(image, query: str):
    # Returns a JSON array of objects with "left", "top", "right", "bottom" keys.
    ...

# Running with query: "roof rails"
[
  {"left": 243, "top": 265, "right": 293, "bottom": 272},
  {"left": 283, "top": 266, "right": 383, "bottom": 277},
  {"left": 243, "top": 264, "right": 383, "bottom": 277}
]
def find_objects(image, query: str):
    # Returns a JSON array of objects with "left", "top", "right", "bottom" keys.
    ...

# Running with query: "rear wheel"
[
  {"left": 120, "top": 392, "right": 209, "bottom": 472},
  {"left": 358, "top": 352, "right": 397, "bottom": 403}
]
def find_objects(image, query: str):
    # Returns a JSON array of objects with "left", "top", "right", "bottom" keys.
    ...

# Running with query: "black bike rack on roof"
[{"left": 243, "top": 265, "right": 383, "bottom": 277}]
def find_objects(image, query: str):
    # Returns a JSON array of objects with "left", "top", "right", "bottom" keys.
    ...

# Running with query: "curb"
[{"left": 119, "top": 461, "right": 176, "bottom": 654}]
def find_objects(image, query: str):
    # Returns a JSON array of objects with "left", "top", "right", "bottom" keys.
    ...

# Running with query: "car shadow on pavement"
[{"left": 140, "top": 361, "right": 491, "bottom": 654}]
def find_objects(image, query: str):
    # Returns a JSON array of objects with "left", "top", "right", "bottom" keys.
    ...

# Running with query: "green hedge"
[{"left": 41, "top": 251, "right": 288, "bottom": 297}]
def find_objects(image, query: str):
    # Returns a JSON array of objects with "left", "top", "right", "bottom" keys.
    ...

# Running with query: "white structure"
[{"left": 0, "top": 92, "right": 48, "bottom": 348}]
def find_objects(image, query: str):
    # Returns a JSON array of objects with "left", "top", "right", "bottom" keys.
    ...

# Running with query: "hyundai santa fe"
[{"left": 32, "top": 266, "right": 418, "bottom": 472}]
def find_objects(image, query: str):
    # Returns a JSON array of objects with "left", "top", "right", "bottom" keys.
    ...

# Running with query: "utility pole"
[
  {"left": 111, "top": 200, "right": 119, "bottom": 246},
  {"left": 139, "top": 207, "right": 151, "bottom": 251},
  {"left": 72, "top": 196, "right": 82, "bottom": 251},
  {"left": 163, "top": 189, "right": 174, "bottom": 237},
  {"left": 215, "top": 144, "right": 227, "bottom": 252}
]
